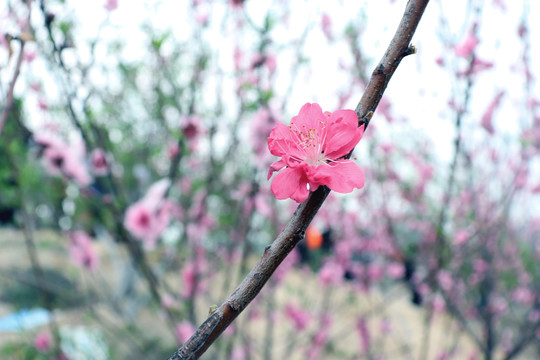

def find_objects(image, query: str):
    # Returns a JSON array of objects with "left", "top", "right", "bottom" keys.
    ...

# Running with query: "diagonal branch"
[{"left": 167, "top": 1, "right": 430, "bottom": 358}]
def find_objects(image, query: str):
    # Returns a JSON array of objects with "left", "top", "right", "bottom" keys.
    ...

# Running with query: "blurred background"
[{"left": 1, "top": 0, "right": 539, "bottom": 359}]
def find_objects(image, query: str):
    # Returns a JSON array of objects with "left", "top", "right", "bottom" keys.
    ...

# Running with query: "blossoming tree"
[{"left": 0, "top": 0, "right": 539, "bottom": 359}]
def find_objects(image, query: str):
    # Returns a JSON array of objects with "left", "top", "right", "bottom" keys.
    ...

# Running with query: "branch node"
[{"left": 405, "top": 44, "right": 417, "bottom": 56}]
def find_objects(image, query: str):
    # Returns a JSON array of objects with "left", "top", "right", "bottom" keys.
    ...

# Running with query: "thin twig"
[{"left": 167, "top": 1, "right": 430, "bottom": 359}]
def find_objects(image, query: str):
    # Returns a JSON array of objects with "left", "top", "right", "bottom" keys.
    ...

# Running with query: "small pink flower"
[
  {"left": 124, "top": 179, "right": 172, "bottom": 248},
  {"left": 492, "top": 0, "right": 506, "bottom": 10},
  {"left": 175, "top": 321, "right": 195, "bottom": 344},
  {"left": 356, "top": 317, "right": 370, "bottom": 354},
  {"left": 318, "top": 261, "right": 344, "bottom": 285},
  {"left": 437, "top": 270, "right": 454, "bottom": 291},
  {"left": 454, "top": 229, "right": 470, "bottom": 245},
  {"left": 90, "top": 148, "right": 109, "bottom": 176},
  {"left": 68, "top": 231, "right": 99, "bottom": 271},
  {"left": 432, "top": 294, "right": 446, "bottom": 313},
  {"left": 284, "top": 303, "right": 311, "bottom": 331},
  {"left": 104, "top": 0, "right": 118, "bottom": 11},
  {"left": 321, "top": 14, "right": 333, "bottom": 41},
  {"left": 513, "top": 287, "right": 534, "bottom": 305},
  {"left": 454, "top": 30, "right": 479, "bottom": 58},
  {"left": 34, "top": 331, "right": 51, "bottom": 352},
  {"left": 481, "top": 90, "right": 504, "bottom": 135},
  {"left": 34, "top": 132, "right": 92, "bottom": 187},
  {"left": 180, "top": 261, "right": 197, "bottom": 298},
  {"left": 386, "top": 262, "right": 404, "bottom": 279},
  {"left": 161, "top": 294, "right": 176, "bottom": 308},
  {"left": 24, "top": 50, "right": 36, "bottom": 63},
  {"left": 195, "top": 12, "right": 209, "bottom": 26},
  {"left": 231, "top": 346, "right": 247, "bottom": 360},
  {"left": 268, "top": 103, "right": 365, "bottom": 203}
]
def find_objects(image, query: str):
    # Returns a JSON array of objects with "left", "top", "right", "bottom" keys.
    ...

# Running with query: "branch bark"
[
  {"left": 167, "top": 1, "right": 430, "bottom": 358},
  {"left": 0, "top": 0, "right": 32, "bottom": 137}
]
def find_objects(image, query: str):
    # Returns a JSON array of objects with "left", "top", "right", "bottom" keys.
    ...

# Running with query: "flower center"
[{"left": 289, "top": 117, "right": 328, "bottom": 166}]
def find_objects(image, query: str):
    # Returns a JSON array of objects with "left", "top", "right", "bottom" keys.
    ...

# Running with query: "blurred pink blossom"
[
  {"left": 492, "top": 0, "right": 506, "bottom": 10},
  {"left": 104, "top": 0, "right": 118, "bottom": 11},
  {"left": 161, "top": 294, "right": 176, "bottom": 309},
  {"left": 34, "top": 331, "right": 51, "bottom": 352},
  {"left": 318, "top": 261, "right": 344, "bottom": 286},
  {"left": 182, "top": 117, "right": 202, "bottom": 139},
  {"left": 437, "top": 270, "right": 454, "bottom": 291},
  {"left": 356, "top": 317, "right": 371, "bottom": 354},
  {"left": 473, "top": 259, "right": 489, "bottom": 273},
  {"left": 180, "top": 261, "right": 196, "bottom": 298},
  {"left": 195, "top": 11, "right": 209, "bottom": 26},
  {"left": 34, "top": 131, "right": 93, "bottom": 187},
  {"left": 284, "top": 303, "right": 311, "bottom": 331},
  {"left": 321, "top": 14, "right": 333, "bottom": 41},
  {"left": 231, "top": 346, "right": 247, "bottom": 360},
  {"left": 432, "top": 294, "right": 446, "bottom": 313},
  {"left": 458, "top": 57, "right": 494, "bottom": 77},
  {"left": 233, "top": 46, "right": 243, "bottom": 71},
  {"left": 175, "top": 321, "right": 195, "bottom": 344},
  {"left": 90, "top": 148, "right": 109, "bottom": 176},
  {"left": 24, "top": 50, "right": 36, "bottom": 62},
  {"left": 513, "top": 287, "right": 534, "bottom": 305},
  {"left": 68, "top": 231, "right": 99, "bottom": 271},
  {"left": 251, "top": 108, "right": 277, "bottom": 160},
  {"left": 454, "top": 229, "right": 470, "bottom": 245},
  {"left": 124, "top": 179, "right": 173, "bottom": 248},
  {"left": 454, "top": 30, "right": 479, "bottom": 58},
  {"left": 386, "top": 262, "right": 405, "bottom": 279},
  {"left": 481, "top": 90, "right": 504, "bottom": 135},
  {"left": 377, "top": 96, "right": 395, "bottom": 123},
  {"left": 167, "top": 143, "right": 179, "bottom": 159},
  {"left": 274, "top": 248, "right": 299, "bottom": 283}
]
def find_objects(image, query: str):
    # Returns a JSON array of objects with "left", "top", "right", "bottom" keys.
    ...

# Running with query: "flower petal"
[
  {"left": 309, "top": 160, "right": 364, "bottom": 194},
  {"left": 268, "top": 123, "right": 305, "bottom": 161},
  {"left": 271, "top": 166, "right": 310, "bottom": 203},
  {"left": 267, "top": 158, "right": 287, "bottom": 180},
  {"left": 291, "top": 103, "right": 325, "bottom": 131},
  {"left": 324, "top": 110, "right": 364, "bottom": 159}
]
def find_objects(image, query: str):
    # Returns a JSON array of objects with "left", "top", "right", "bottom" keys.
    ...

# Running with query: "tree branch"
[
  {"left": 167, "top": 1, "right": 431, "bottom": 358},
  {"left": 0, "top": 0, "right": 32, "bottom": 137}
]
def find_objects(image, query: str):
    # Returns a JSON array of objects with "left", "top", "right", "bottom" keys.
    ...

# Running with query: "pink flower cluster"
[
  {"left": 34, "top": 132, "right": 92, "bottom": 187},
  {"left": 68, "top": 231, "right": 100, "bottom": 271},
  {"left": 267, "top": 103, "right": 365, "bottom": 202},
  {"left": 124, "top": 179, "right": 177, "bottom": 249}
]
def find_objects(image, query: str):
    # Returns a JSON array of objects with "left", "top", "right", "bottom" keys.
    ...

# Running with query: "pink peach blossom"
[
  {"left": 318, "top": 261, "right": 344, "bottom": 285},
  {"left": 175, "top": 321, "right": 195, "bottom": 344},
  {"left": 68, "top": 231, "right": 99, "bottom": 271},
  {"left": 268, "top": 103, "right": 365, "bottom": 202},
  {"left": 454, "top": 31, "right": 479, "bottom": 58},
  {"left": 90, "top": 148, "right": 109, "bottom": 176},
  {"left": 321, "top": 14, "right": 333, "bottom": 41},
  {"left": 481, "top": 90, "right": 504, "bottom": 135},
  {"left": 284, "top": 303, "right": 311, "bottom": 331},
  {"left": 34, "top": 132, "right": 92, "bottom": 187},
  {"left": 387, "top": 262, "right": 405, "bottom": 279},
  {"left": 34, "top": 331, "right": 51, "bottom": 352},
  {"left": 104, "top": 0, "right": 118, "bottom": 11},
  {"left": 124, "top": 179, "right": 172, "bottom": 248}
]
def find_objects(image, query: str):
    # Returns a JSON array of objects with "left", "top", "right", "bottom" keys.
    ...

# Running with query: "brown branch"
[
  {"left": 167, "top": 1, "right": 430, "bottom": 358},
  {"left": 0, "top": 0, "right": 32, "bottom": 137}
]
